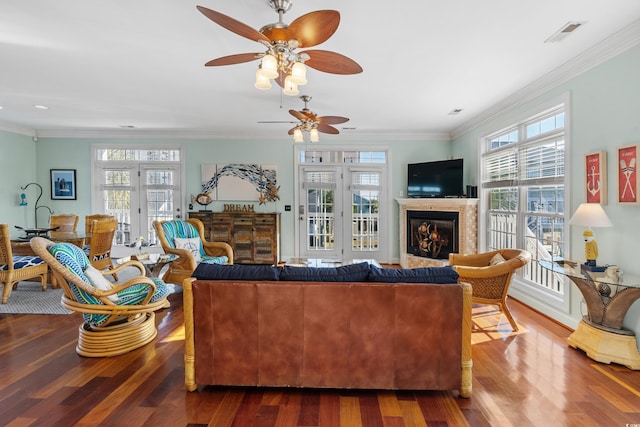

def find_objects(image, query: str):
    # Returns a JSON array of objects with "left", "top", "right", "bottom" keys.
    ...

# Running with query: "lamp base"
[{"left": 581, "top": 263, "right": 606, "bottom": 273}]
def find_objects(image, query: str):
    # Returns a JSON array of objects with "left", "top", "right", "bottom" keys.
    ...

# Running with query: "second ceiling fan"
[
  {"left": 287, "top": 95, "right": 349, "bottom": 142},
  {"left": 197, "top": 0, "right": 362, "bottom": 96}
]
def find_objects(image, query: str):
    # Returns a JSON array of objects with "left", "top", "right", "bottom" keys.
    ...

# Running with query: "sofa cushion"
[
  {"left": 367, "top": 265, "right": 459, "bottom": 283},
  {"left": 193, "top": 263, "right": 280, "bottom": 281},
  {"left": 279, "top": 262, "right": 370, "bottom": 282}
]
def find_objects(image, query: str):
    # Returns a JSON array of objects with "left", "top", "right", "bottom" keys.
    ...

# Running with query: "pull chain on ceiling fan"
[{"left": 197, "top": 1, "right": 362, "bottom": 96}]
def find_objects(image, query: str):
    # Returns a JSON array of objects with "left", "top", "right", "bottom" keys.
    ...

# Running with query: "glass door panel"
[
  {"left": 344, "top": 168, "right": 385, "bottom": 261},
  {"left": 96, "top": 164, "right": 181, "bottom": 245},
  {"left": 299, "top": 168, "right": 342, "bottom": 259},
  {"left": 141, "top": 165, "right": 181, "bottom": 245}
]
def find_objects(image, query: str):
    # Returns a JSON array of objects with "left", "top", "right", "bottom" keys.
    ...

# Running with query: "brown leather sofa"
[{"left": 183, "top": 274, "right": 473, "bottom": 397}]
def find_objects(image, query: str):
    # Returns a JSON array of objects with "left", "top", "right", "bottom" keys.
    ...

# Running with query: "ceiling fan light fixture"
[
  {"left": 309, "top": 127, "right": 319, "bottom": 142},
  {"left": 260, "top": 54, "right": 279, "bottom": 79},
  {"left": 290, "top": 62, "right": 307, "bottom": 85},
  {"left": 283, "top": 75, "right": 299, "bottom": 96},
  {"left": 293, "top": 128, "right": 303, "bottom": 142},
  {"left": 255, "top": 68, "right": 272, "bottom": 90}
]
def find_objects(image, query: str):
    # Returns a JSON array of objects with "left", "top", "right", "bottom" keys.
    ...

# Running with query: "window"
[
  {"left": 481, "top": 104, "right": 567, "bottom": 301},
  {"left": 92, "top": 146, "right": 183, "bottom": 245}
]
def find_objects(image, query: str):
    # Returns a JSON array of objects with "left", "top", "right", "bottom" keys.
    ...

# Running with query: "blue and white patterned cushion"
[
  {"left": 0, "top": 255, "right": 46, "bottom": 271},
  {"left": 161, "top": 221, "right": 203, "bottom": 254},
  {"left": 161, "top": 221, "right": 227, "bottom": 264},
  {"left": 48, "top": 242, "right": 170, "bottom": 326},
  {"left": 200, "top": 255, "right": 229, "bottom": 265}
]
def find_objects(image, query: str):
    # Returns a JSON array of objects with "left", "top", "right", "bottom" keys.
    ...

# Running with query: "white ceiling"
[{"left": 1, "top": 0, "right": 639, "bottom": 141}]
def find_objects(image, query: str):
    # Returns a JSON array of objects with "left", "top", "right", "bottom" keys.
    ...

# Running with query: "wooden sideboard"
[{"left": 188, "top": 212, "right": 280, "bottom": 265}]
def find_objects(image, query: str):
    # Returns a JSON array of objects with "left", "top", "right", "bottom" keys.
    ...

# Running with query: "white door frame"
[{"left": 293, "top": 145, "right": 391, "bottom": 263}]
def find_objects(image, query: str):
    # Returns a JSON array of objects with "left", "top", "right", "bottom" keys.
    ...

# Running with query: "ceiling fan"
[
  {"left": 260, "top": 95, "right": 349, "bottom": 142},
  {"left": 197, "top": 0, "right": 363, "bottom": 96}
]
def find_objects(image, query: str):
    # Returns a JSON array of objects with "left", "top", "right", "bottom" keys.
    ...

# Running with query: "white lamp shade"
[
  {"left": 290, "top": 62, "right": 307, "bottom": 85},
  {"left": 260, "top": 54, "right": 278, "bottom": 79},
  {"left": 309, "top": 128, "right": 319, "bottom": 142},
  {"left": 569, "top": 203, "right": 613, "bottom": 228},
  {"left": 254, "top": 68, "right": 272, "bottom": 90},
  {"left": 293, "top": 128, "right": 303, "bottom": 142},
  {"left": 283, "top": 75, "right": 299, "bottom": 96}
]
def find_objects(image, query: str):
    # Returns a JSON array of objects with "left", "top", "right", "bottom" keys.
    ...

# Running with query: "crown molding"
[
  {"left": 30, "top": 128, "right": 451, "bottom": 142},
  {"left": 0, "top": 123, "right": 36, "bottom": 137},
  {"left": 450, "top": 19, "right": 640, "bottom": 140}
]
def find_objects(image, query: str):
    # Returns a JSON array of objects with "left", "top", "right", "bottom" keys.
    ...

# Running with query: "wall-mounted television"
[{"left": 407, "top": 158, "right": 464, "bottom": 198}]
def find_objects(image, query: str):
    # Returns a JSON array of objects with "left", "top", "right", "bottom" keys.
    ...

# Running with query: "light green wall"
[
  {"left": 10, "top": 136, "right": 452, "bottom": 262},
  {"left": 452, "top": 45, "right": 640, "bottom": 334},
  {"left": 0, "top": 130, "right": 40, "bottom": 238}
]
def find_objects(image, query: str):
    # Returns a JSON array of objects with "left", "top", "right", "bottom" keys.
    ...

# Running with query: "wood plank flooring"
[{"left": 2, "top": 283, "right": 640, "bottom": 426}]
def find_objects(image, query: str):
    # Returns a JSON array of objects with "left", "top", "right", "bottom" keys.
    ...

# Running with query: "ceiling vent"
[{"left": 545, "top": 21, "right": 586, "bottom": 43}]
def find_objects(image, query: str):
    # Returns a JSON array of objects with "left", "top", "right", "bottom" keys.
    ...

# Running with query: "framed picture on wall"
[
  {"left": 50, "top": 169, "right": 77, "bottom": 200},
  {"left": 585, "top": 151, "right": 607, "bottom": 204},
  {"left": 617, "top": 144, "right": 639, "bottom": 204}
]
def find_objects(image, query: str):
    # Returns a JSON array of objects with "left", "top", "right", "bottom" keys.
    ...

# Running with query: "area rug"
[
  {"left": 0, "top": 279, "right": 181, "bottom": 315},
  {"left": 0, "top": 283, "right": 72, "bottom": 315}
]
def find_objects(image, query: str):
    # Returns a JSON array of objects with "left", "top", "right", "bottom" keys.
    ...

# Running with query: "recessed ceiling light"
[{"left": 34, "top": 104, "right": 49, "bottom": 110}]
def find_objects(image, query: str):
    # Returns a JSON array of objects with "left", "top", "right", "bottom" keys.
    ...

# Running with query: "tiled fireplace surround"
[{"left": 397, "top": 198, "right": 479, "bottom": 268}]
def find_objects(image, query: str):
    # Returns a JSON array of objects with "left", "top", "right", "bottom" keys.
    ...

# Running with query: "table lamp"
[{"left": 568, "top": 202, "right": 612, "bottom": 271}]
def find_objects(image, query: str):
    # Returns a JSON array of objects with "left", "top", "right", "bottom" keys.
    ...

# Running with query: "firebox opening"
[{"left": 407, "top": 211, "right": 459, "bottom": 259}]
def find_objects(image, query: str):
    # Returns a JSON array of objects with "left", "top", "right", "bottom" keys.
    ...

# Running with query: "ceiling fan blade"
[
  {"left": 197, "top": 5, "right": 271, "bottom": 44},
  {"left": 288, "top": 127, "right": 297, "bottom": 135},
  {"left": 317, "top": 124, "right": 340, "bottom": 134},
  {"left": 317, "top": 115, "right": 349, "bottom": 125},
  {"left": 287, "top": 10, "right": 340, "bottom": 48},
  {"left": 258, "top": 121, "right": 297, "bottom": 124},
  {"left": 302, "top": 50, "right": 363, "bottom": 75},
  {"left": 205, "top": 53, "right": 261, "bottom": 66},
  {"left": 275, "top": 69, "right": 287, "bottom": 88},
  {"left": 289, "top": 109, "right": 307, "bottom": 121}
]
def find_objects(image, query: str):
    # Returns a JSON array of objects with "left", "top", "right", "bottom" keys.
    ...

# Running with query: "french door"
[
  {"left": 94, "top": 163, "right": 182, "bottom": 245},
  {"left": 297, "top": 162, "right": 388, "bottom": 262}
]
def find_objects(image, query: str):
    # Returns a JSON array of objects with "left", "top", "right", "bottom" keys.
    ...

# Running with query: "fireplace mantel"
[{"left": 396, "top": 198, "right": 478, "bottom": 268}]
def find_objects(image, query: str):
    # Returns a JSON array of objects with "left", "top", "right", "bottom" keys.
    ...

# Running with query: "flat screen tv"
[{"left": 407, "top": 158, "right": 464, "bottom": 198}]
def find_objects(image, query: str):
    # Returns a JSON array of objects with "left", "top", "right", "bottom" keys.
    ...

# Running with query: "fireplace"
[
  {"left": 397, "top": 198, "right": 478, "bottom": 268},
  {"left": 407, "top": 211, "right": 458, "bottom": 259}
]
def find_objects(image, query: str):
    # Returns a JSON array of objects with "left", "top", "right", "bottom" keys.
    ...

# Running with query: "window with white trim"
[
  {"left": 92, "top": 147, "right": 182, "bottom": 245},
  {"left": 481, "top": 105, "right": 567, "bottom": 298}
]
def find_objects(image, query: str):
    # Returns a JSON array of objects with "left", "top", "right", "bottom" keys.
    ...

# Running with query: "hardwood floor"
[{"left": 2, "top": 285, "right": 640, "bottom": 426}]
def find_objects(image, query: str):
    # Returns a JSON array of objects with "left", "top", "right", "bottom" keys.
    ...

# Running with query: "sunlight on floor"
[
  {"left": 160, "top": 325, "right": 185, "bottom": 343},
  {"left": 471, "top": 305, "right": 526, "bottom": 344}
]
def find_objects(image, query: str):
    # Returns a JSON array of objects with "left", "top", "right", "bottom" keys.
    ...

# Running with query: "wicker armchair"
[
  {"left": 449, "top": 249, "right": 531, "bottom": 331},
  {"left": 1, "top": 224, "right": 49, "bottom": 304},
  {"left": 85, "top": 216, "right": 118, "bottom": 280},
  {"left": 49, "top": 214, "right": 79, "bottom": 232},
  {"left": 153, "top": 218, "right": 233, "bottom": 285},
  {"left": 30, "top": 237, "right": 169, "bottom": 357},
  {"left": 84, "top": 214, "right": 114, "bottom": 246}
]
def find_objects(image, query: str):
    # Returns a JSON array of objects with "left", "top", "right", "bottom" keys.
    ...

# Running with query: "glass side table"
[
  {"left": 540, "top": 258, "right": 640, "bottom": 369},
  {"left": 116, "top": 254, "right": 178, "bottom": 278}
]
